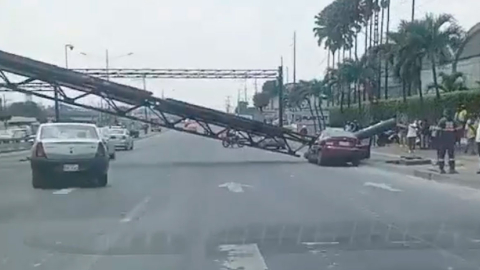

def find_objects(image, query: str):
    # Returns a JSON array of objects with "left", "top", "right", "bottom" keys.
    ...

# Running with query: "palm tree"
[
  {"left": 288, "top": 81, "right": 319, "bottom": 133},
  {"left": 324, "top": 68, "right": 341, "bottom": 107},
  {"left": 404, "top": 14, "right": 463, "bottom": 99},
  {"left": 309, "top": 79, "right": 328, "bottom": 130},
  {"left": 381, "top": 21, "right": 424, "bottom": 103}
]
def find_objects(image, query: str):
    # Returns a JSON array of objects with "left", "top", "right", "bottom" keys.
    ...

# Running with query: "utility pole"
[
  {"left": 54, "top": 86, "right": 60, "bottom": 122},
  {"left": 384, "top": 0, "right": 391, "bottom": 100},
  {"left": 244, "top": 81, "right": 247, "bottom": 103},
  {"left": 102, "top": 49, "right": 110, "bottom": 124},
  {"left": 226, "top": 96, "right": 231, "bottom": 113},
  {"left": 293, "top": 31, "right": 297, "bottom": 84},
  {"left": 411, "top": 0, "right": 415, "bottom": 21},
  {"left": 142, "top": 76, "right": 148, "bottom": 120},
  {"left": 278, "top": 65, "right": 284, "bottom": 127}
]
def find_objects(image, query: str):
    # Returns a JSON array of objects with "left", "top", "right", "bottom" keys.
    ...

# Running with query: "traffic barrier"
[{"left": 0, "top": 138, "right": 32, "bottom": 153}]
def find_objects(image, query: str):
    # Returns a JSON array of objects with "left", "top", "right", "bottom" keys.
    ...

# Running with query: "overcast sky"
[{"left": 1, "top": 0, "right": 478, "bottom": 111}]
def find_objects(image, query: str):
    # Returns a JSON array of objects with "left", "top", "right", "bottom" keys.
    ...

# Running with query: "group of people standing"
[{"left": 397, "top": 105, "right": 480, "bottom": 174}]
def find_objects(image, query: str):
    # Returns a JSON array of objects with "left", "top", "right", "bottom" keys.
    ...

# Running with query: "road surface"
[{"left": 1, "top": 131, "right": 480, "bottom": 270}]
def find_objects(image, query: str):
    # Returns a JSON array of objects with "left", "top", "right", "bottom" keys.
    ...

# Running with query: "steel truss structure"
[
  {"left": 74, "top": 68, "right": 279, "bottom": 79},
  {"left": 0, "top": 49, "right": 314, "bottom": 156}
]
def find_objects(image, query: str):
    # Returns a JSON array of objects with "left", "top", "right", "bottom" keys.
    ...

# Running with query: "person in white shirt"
[
  {"left": 475, "top": 118, "right": 480, "bottom": 174},
  {"left": 406, "top": 120, "right": 418, "bottom": 153}
]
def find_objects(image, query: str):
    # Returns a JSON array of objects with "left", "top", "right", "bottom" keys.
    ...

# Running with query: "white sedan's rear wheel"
[
  {"left": 32, "top": 171, "right": 45, "bottom": 189},
  {"left": 96, "top": 174, "right": 108, "bottom": 187}
]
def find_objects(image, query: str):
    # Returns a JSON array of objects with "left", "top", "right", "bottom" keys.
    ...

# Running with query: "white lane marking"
[
  {"left": 364, "top": 182, "right": 402, "bottom": 192},
  {"left": 303, "top": 241, "right": 339, "bottom": 246},
  {"left": 52, "top": 188, "right": 75, "bottom": 195},
  {"left": 218, "top": 182, "right": 253, "bottom": 193},
  {"left": 390, "top": 241, "right": 422, "bottom": 244},
  {"left": 120, "top": 196, "right": 150, "bottom": 223},
  {"left": 218, "top": 244, "right": 268, "bottom": 270}
]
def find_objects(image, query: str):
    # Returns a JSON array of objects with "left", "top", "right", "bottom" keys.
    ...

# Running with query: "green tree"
[
  {"left": 288, "top": 81, "right": 319, "bottom": 132},
  {"left": 7, "top": 101, "right": 46, "bottom": 121},
  {"left": 404, "top": 14, "right": 463, "bottom": 99},
  {"left": 253, "top": 92, "right": 270, "bottom": 112},
  {"left": 262, "top": 80, "right": 278, "bottom": 97}
]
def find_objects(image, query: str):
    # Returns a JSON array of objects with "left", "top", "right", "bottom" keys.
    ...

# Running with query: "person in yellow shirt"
[
  {"left": 455, "top": 105, "right": 468, "bottom": 146},
  {"left": 465, "top": 116, "right": 477, "bottom": 155}
]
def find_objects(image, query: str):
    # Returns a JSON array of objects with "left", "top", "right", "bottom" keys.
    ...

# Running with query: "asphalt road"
[{"left": 2, "top": 131, "right": 480, "bottom": 270}]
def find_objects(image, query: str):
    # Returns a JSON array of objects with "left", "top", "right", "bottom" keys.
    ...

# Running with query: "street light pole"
[
  {"left": 58, "top": 44, "right": 74, "bottom": 122},
  {"left": 105, "top": 49, "right": 110, "bottom": 81},
  {"left": 64, "top": 44, "right": 74, "bottom": 68}
]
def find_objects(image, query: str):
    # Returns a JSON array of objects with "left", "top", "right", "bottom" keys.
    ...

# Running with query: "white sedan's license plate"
[
  {"left": 339, "top": 141, "right": 350, "bottom": 147},
  {"left": 63, "top": 164, "right": 79, "bottom": 172}
]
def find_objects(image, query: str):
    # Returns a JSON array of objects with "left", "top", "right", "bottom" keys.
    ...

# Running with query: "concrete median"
[{"left": 0, "top": 140, "right": 32, "bottom": 154}]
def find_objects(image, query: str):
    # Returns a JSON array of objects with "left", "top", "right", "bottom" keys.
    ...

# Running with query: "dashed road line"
[
  {"left": 52, "top": 188, "right": 76, "bottom": 195},
  {"left": 120, "top": 196, "right": 151, "bottom": 223}
]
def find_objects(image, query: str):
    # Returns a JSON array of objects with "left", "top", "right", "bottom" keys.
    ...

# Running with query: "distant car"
[
  {"left": 151, "top": 126, "right": 162, "bottom": 132},
  {"left": 129, "top": 129, "right": 140, "bottom": 138},
  {"left": 30, "top": 123, "right": 109, "bottom": 188},
  {"left": 304, "top": 128, "right": 369, "bottom": 166},
  {"left": 258, "top": 137, "right": 286, "bottom": 150},
  {"left": 108, "top": 128, "right": 134, "bottom": 150},
  {"left": 185, "top": 122, "right": 198, "bottom": 132},
  {"left": 99, "top": 127, "right": 116, "bottom": 159}
]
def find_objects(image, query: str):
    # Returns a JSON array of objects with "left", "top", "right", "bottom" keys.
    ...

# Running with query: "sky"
[{"left": 1, "top": 0, "right": 479, "bottom": 111}]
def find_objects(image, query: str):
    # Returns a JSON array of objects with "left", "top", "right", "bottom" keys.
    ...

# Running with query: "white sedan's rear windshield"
[{"left": 40, "top": 125, "right": 99, "bottom": 140}]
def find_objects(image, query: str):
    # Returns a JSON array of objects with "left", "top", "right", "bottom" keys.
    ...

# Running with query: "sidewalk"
[{"left": 369, "top": 144, "right": 480, "bottom": 190}]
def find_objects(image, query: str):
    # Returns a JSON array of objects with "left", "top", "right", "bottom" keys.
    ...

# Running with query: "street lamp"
[
  {"left": 80, "top": 51, "right": 134, "bottom": 81},
  {"left": 64, "top": 44, "right": 74, "bottom": 68},
  {"left": 79, "top": 50, "right": 133, "bottom": 124}
]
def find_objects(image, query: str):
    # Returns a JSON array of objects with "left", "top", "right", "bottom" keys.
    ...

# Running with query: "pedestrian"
[
  {"left": 475, "top": 118, "right": 480, "bottom": 174},
  {"left": 397, "top": 121, "right": 408, "bottom": 148},
  {"left": 437, "top": 109, "right": 460, "bottom": 174},
  {"left": 406, "top": 120, "right": 418, "bottom": 153},
  {"left": 420, "top": 119, "right": 430, "bottom": 149},
  {"left": 455, "top": 104, "right": 468, "bottom": 148},
  {"left": 465, "top": 117, "right": 477, "bottom": 155}
]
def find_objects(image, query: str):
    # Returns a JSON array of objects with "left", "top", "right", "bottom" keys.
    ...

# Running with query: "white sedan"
[
  {"left": 30, "top": 123, "right": 110, "bottom": 188},
  {"left": 99, "top": 127, "right": 116, "bottom": 159},
  {"left": 108, "top": 128, "right": 134, "bottom": 150}
]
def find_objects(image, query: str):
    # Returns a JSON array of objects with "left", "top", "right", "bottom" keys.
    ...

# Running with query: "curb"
[
  {"left": 412, "top": 169, "right": 480, "bottom": 189},
  {"left": 365, "top": 158, "right": 480, "bottom": 190}
]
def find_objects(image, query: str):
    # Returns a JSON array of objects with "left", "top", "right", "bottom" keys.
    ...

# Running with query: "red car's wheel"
[{"left": 317, "top": 153, "right": 326, "bottom": 166}]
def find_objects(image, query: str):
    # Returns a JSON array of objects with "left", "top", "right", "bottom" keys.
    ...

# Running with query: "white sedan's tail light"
[{"left": 35, "top": 142, "right": 47, "bottom": 158}]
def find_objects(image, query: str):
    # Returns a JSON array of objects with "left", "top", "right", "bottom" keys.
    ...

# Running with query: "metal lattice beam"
[
  {"left": 72, "top": 68, "right": 279, "bottom": 79},
  {"left": 0, "top": 49, "right": 313, "bottom": 157}
]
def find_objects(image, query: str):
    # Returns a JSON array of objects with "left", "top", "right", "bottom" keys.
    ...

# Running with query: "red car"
[{"left": 304, "top": 128, "right": 370, "bottom": 166}]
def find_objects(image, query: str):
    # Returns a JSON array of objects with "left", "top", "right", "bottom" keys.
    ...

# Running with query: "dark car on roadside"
[
  {"left": 129, "top": 129, "right": 140, "bottom": 138},
  {"left": 304, "top": 128, "right": 370, "bottom": 166}
]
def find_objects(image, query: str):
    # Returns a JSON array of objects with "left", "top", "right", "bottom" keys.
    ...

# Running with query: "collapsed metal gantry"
[{"left": 0, "top": 49, "right": 313, "bottom": 156}]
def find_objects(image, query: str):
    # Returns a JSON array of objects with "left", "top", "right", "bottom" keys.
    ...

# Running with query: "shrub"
[{"left": 328, "top": 90, "right": 480, "bottom": 126}]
